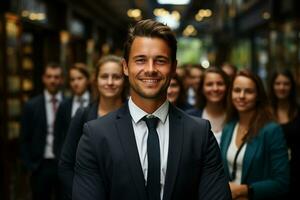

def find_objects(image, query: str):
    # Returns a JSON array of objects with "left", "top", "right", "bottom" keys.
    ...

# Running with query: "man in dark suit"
[
  {"left": 73, "top": 19, "right": 231, "bottom": 200},
  {"left": 20, "top": 63, "right": 64, "bottom": 200}
]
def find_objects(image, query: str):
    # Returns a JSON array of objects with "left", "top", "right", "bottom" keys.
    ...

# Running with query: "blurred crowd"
[{"left": 19, "top": 55, "right": 299, "bottom": 199}]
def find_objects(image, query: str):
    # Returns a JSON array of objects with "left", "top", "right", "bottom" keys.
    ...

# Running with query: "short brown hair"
[
  {"left": 43, "top": 62, "right": 63, "bottom": 75},
  {"left": 123, "top": 19, "right": 177, "bottom": 63},
  {"left": 69, "top": 62, "right": 90, "bottom": 80}
]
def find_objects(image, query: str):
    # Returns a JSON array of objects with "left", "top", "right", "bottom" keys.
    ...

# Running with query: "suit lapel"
[
  {"left": 40, "top": 95, "right": 48, "bottom": 135},
  {"left": 163, "top": 105, "right": 183, "bottom": 200},
  {"left": 66, "top": 98, "right": 73, "bottom": 122},
  {"left": 87, "top": 102, "right": 98, "bottom": 120},
  {"left": 115, "top": 104, "right": 147, "bottom": 200},
  {"left": 242, "top": 136, "right": 259, "bottom": 182},
  {"left": 221, "top": 121, "right": 236, "bottom": 176}
]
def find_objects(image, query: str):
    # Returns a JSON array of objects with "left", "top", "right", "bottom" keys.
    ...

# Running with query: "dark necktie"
[
  {"left": 143, "top": 116, "right": 160, "bottom": 200},
  {"left": 50, "top": 97, "right": 58, "bottom": 126},
  {"left": 51, "top": 97, "right": 58, "bottom": 115},
  {"left": 77, "top": 97, "right": 84, "bottom": 109}
]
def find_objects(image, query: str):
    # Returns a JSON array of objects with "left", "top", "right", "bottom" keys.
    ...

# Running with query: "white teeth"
[{"left": 142, "top": 80, "right": 158, "bottom": 83}]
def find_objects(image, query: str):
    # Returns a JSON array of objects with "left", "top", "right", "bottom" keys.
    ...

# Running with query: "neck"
[
  {"left": 131, "top": 95, "right": 166, "bottom": 114},
  {"left": 98, "top": 97, "right": 123, "bottom": 116},
  {"left": 47, "top": 89, "right": 59, "bottom": 96},
  {"left": 205, "top": 102, "right": 225, "bottom": 117},
  {"left": 238, "top": 110, "right": 255, "bottom": 127}
]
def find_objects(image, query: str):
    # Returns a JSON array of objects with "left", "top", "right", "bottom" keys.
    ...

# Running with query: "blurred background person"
[
  {"left": 58, "top": 55, "right": 128, "bottom": 200},
  {"left": 268, "top": 68, "right": 300, "bottom": 198},
  {"left": 175, "top": 65, "right": 186, "bottom": 80},
  {"left": 167, "top": 73, "right": 193, "bottom": 111},
  {"left": 221, "top": 62, "right": 237, "bottom": 80},
  {"left": 220, "top": 69, "right": 289, "bottom": 200},
  {"left": 184, "top": 64, "right": 203, "bottom": 106},
  {"left": 54, "top": 63, "right": 91, "bottom": 159},
  {"left": 20, "top": 63, "right": 64, "bottom": 200},
  {"left": 187, "top": 67, "right": 229, "bottom": 144}
]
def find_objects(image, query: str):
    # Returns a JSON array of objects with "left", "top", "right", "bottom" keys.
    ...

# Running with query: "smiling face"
[
  {"left": 232, "top": 76, "right": 257, "bottom": 114},
  {"left": 202, "top": 72, "right": 226, "bottom": 104},
  {"left": 123, "top": 36, "right": 176, "bottom": 106},
  {"left": 167, "top": 78, "right": 180, "bottom": 104},
  {"left": 97, "top": 61, "right": 124, "bottom": 100},
  {"left": 69, "top": 69, "right": 89, "bottom": 96},
  {"left": 273, "top": 74, "right": 292, "bottom": 100}
]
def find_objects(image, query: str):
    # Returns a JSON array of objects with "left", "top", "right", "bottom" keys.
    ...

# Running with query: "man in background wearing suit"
[
  {"left": 73, "top": 19, "right": 231, "bottom": 200},
  {"left": 20, "top": 63, "right": 64, "bottom": 200}
]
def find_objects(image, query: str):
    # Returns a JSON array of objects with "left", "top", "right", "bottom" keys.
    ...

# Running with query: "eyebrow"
[{"left": 132, "top": 55, "right": 170, "bottom": 60}]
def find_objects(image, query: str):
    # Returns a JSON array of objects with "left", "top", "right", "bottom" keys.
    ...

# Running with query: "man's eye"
[
  {"left": 156, "top": 59, "right": 167, "bottom": 65},
  {"left": 136, "top": 59, "right": 145, "bottom": 64}
]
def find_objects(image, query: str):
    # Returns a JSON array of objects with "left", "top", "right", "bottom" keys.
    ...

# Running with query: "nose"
[
  {"left": 107, "top": 76, "right": 113, "bottom": 85},
  {"left": 212, "top": 84, "right": 218, "bottom": 91},
  {"left": 239, "top": 90, "right": 245, "bottom": 98},
  {"left": 145, "top": 60, "right": 155, "bottom": 72}
]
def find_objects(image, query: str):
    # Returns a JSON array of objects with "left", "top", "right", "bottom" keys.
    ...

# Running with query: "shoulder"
[
  {"left": 24, "top": 94, "right": 44, "bottom": 108},
  {"left": 260, "top": 122, "right": 282, "bottom": 135},
  {"left": 185, "top": 108, "right": 203, "bottom": 117},
  {"left": 250, "top": 122, "right": 286, "bottom": 146},
  {"left": 173, "top": 106, "right": 209, "bottom": 128},
  {"left": 85, "top": 108, "right": 118, "bottom": 131},
  {"left": 60, "top": 97, "right": 73, "bottom": 106}
]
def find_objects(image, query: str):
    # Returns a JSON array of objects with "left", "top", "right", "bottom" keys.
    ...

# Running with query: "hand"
[{"left": 229, "top": 182, "right": 248, "bottom": 200}]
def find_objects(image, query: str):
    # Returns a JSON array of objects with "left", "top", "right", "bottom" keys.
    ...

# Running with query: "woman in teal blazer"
[{"left": 220, "top": 69, "right": 289, "bottom": 200}]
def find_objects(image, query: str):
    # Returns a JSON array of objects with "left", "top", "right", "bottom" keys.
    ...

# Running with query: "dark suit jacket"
[
  {"left": 20, "top": 94, "right": 63, "bottom": 171},
  {"left": 54, "top": 97, "right": 73, "bottom": 158},
  {"left": 186, "top": 108, "right": 203, "bottom": 118},
  {"left": 58, "top": 102, "right": 98, "bottom": 200},
  {"left": 73, "top": 103, "right": 231, "bottom": 200},
  {"left": 220, "top": 121, "right": 290, "bottom": 200}
]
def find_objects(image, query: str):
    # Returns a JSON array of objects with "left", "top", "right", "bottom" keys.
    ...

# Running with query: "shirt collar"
[
  {"left": 44, "top": 90, "right": 63, "bottom": 102},
  {"left": 74, "top": 91, "right": 90, "bottom": 102},
  {"left": 128, "top": 97, "right": 169, "bottom": 124}
]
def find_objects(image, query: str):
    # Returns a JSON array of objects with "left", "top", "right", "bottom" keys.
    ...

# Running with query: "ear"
[
  {"left": 122, "top": 59, "right": 129, "bottom": 76},
  {"left": 171, "top": 60, "right": 178, "bottom": 77}
]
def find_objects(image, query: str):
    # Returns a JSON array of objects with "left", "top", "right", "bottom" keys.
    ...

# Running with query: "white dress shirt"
[
  {"left": 71, "top": 91, "right": 90, "bottom": 117},
  {"left": 44, "top": 90, "right": 63, "bottom": 159},
  {"left": 227, "top": 123, "right": 247, "bottom": 184},
  {"left": 201, "top": 108, "right": 225, "bottom": 145},
  {"left": 128, "top": 97, "right": 169, "bottom": 199}
]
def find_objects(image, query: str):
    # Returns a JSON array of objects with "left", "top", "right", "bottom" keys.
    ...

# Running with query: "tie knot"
[
  {"left": 143, "top": 116, "right": 159, "bottom": 130},
  {"left": 77, "top": 97, "right": 84, "bottom": 103},
  {"left": 51, "top": 97, "right": 57, "bottom": 104}
]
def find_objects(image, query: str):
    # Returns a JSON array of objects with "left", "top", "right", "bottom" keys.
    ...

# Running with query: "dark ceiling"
[{"left": 66, "top": 0, "right": 216, "bottom": 36}]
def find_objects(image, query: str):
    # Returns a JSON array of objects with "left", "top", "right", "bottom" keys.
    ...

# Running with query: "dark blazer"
[
  {"left": 220, "top": 121, "right": 290, "bottom": 200},
  {"left": 73, "top": 103, "right": 231, "bottom": 200},
  {"left": 186, "top": 108, "right": 203, "bottom": 118},
  {"left": 20, "top": 94, "right": 63, "bottom": 171},
  {"left": 58, "top": 102, "right": 98, "bottom": 200},
  {"left": 54, "top": 97, "right": 73, "bottom": 158},
  {"left": 54, "top": 95, "right": 93, "bottom": 158}
]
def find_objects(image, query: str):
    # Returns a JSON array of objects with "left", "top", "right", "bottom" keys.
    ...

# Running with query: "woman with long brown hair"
[{"left": 220, "top": 69, "right": 289, "bottom": 200}]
